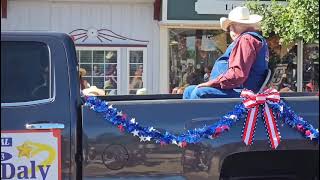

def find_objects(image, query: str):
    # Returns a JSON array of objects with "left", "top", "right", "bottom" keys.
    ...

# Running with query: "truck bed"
[{"left": 81, "top": 95, "right": 319, "bottom": 180}]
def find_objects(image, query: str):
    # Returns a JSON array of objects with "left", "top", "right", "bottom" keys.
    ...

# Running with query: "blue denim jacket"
[{"left": 209, "top": 32, "right": 269, "bottom": 92}]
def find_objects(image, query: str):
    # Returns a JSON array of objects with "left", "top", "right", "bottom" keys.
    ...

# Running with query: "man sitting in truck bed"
[{"left": 183, "top": 6, "right": 269, "bottom": 99}]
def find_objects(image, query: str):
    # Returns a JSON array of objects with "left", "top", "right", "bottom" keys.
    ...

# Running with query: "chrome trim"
[
  {"left": 1, "top": 43, "right": 56, "bottom": 107},
  {"left": 25, "top": 123, "right": 65, "bottom": 130},
  {"left": 1, "top": 98, "right": 55, "bottom": 107}
]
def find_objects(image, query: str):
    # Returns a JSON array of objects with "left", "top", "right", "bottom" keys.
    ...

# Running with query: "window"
[
  {"left": 1, "top": 41, "right": 51, "bottom": 103},
  {"left": 77, "top": 47, "right": 147, "bottom": 95},
  {"left": 127, "top": 48, "right": 147, "bottom": 94},
  {"left": 303, "top": 44, "right": 319, "bottom": 92},
  {"left": 168, "top": 29, "right": 232, "bottom": 92},
  {"left": 77, "top": 48, "right": 119, "bottom": 95},
  {"left": 267, "top": 35, "right": 298, "bottom": 92}
]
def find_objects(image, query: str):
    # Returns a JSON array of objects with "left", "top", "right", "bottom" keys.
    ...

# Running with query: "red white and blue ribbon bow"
[{"left": 241, "top": 88, "right": 281, "bottom": 149}]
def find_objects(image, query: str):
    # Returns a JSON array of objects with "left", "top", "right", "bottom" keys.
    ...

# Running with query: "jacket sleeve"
[{"left": 208, "top": 34, "right": 263, "bottom": 89}]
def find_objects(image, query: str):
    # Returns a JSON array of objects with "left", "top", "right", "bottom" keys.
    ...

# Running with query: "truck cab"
[{"left": 1, "top": 32, "right": 82, "bottom": 180}]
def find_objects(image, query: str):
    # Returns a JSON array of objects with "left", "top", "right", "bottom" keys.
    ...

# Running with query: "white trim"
[
  {"left": 162, "top": 0, "right": 168, "bottom": 22},
  {"left": 159, "top": 20, "right": 221, "bottom": 27},
  {"left": 1, "top": 98, "right": 56, "bottom": 107},
  {"left": 159, "top": 26, "right": 169, "bottom": 93},
  {"left": 75, "top": 46, "right": 121, "bottom": 94},
  {"left": 297, "top": 41, "right": 303, "bottom": 92},
  {"left": 76, "top": 46, "right": 120, "bottom": 51},
  {"left": 126, "top": 47, "right": 147, "bottom": 94},
  {"left": 243, "top": 107, "right": 257, "bottom": 145}
]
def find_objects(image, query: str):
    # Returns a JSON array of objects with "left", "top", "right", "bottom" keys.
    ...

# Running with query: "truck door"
[{"left": 1, "top": 34, "right": 73, "bottom": 180}]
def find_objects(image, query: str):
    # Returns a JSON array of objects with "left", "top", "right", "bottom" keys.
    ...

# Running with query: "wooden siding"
[{"left": 1, "top": 0, "right": 160, "bottom": 94}]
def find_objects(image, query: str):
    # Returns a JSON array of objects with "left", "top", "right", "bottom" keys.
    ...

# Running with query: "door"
[{"left": 1, "top": 34, "right": 72, "bottom": 180}]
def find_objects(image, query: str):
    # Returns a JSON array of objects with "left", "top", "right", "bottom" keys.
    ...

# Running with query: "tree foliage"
[{"left": 245, "top": 0, "right": 319, "bottom": 45}]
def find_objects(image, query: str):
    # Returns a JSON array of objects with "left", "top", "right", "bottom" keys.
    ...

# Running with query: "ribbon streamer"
[{"left": 241, "top": 88, "right": 281, "bottom": 149}]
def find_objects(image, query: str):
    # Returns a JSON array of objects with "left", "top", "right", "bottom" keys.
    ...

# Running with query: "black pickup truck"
[{"left": 1, "top": 32, "right": 319, "bottom": 180}]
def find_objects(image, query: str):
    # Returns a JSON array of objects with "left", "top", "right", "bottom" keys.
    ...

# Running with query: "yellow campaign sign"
[{"left": 1, "top": 130, "right": 61, "bottom": 180}]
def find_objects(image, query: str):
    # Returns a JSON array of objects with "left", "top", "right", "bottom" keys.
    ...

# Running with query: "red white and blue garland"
[{"left": 84, "top": 88, "right": 319, "bottom": 149}]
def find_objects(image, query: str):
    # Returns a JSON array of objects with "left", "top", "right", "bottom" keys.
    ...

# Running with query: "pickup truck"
[{"left": 1, "top": 32, "right": 319, "bottom": 180}]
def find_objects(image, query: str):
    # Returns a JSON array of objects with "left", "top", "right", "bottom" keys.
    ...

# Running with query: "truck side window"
[{"left": 1, "top": 41, "right": 51, "bottom": 104}]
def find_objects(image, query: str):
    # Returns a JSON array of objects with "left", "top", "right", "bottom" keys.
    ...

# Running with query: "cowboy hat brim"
[
  {"left": 220, "top": 14, "right": 262, "bottom": 31},
  {"left": 82, "top": 86, "right": 105, "bottom": 96}
]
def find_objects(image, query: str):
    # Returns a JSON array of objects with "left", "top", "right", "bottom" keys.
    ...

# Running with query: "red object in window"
[
  {"left": 1, "top": 0, "right": 7, "bottom": 18},
  {"left": 306, "top": 82, "right": 315, "bottom": 92},
  {"left": 154, "top": 0, "right": 161, "bottom": 21}
]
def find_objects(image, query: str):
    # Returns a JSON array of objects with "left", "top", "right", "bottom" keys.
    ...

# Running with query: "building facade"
[
  {"left": 1, "top": 0, "right": 318, "bottom": 94},
  {"left": 2, "top": 0, "right": 160, "bottom": 95}
]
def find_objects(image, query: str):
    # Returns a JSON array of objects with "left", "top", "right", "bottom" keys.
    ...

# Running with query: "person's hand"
[{"left": 171, "top": 87, "right": 179, "bottom": 94}]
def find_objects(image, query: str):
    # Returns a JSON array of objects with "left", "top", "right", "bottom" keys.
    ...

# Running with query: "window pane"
[
  {"left": 92, "top": 64, "right": 104, "bottom": 76},
  {"left": 129, "top": 77, "right": 143, "bottom": 90},
  {"left": 105, "top": 64, "right": 117, "bottom": 76},
  {"left": 129, "top": 51, "right": 143, "bottom": 63},
  {"left": 106, "top": 90, "right": 117, "bottom": 95},
  {"left": 169, "top": 29, "right": 230, "bottom": 92},
  {"left": 303, "top": 44, "right": 319, "bottom": 92},
  {"left": 129, "top": 90, "right": 137, "bottom": 94},
  {"left": 267, "top": 36, "right": 297, "bottom": 92},
  {"left": 80, "top": 64, "right": 92, "bottom": 76},
  {"left": 80, "top": 50, "right": 92, "bottom": 63},
  {"left": 129, "top": 64, "right": 143, "bottom": 76},
  {"left": 1, "top": 41, "right": 50, "bottom": 103},
  {"left": 104, "top": 77, "right": 117, "bottom": 89},
  {"left": 105, "top": 51, "right": 117, "bottom": 63},
  {"left": 78, "top": 49, "right": 119, "bottom": 96},
  {"left": 83, "top": 77, "right": 92, "bottom": 86},
  {"left": 128, "top": 50, "right": 145, "bottom": 94},
  {"left": 93, "top": 51, "right": 104, "bottom": 63},
  {"left": 92, "top": 77, "right": 104, "bottom": 89}
]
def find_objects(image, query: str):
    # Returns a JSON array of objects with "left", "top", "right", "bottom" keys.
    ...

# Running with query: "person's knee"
[
  {"left": 190, "top": 87, "right": 227, "bottom": 99},
  {"left": 183, "top": 85, "right": 196, "bottom": 99},
  {"left": 190, "top": 87, "right": 202, "bottom": 99}
]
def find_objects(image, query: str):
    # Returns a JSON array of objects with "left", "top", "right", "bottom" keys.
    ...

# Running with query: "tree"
[{"left": 245, "top": 0, "right": 319, "bottom": 45}]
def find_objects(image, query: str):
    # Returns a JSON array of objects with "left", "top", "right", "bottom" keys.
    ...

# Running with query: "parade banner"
[{"left": 1, "top": 130, "right": 61, "bottom": 180}]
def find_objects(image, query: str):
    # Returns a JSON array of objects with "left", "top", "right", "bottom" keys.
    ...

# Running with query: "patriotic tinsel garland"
[{"left": 84, "top": 89, "right": 319, "bottom": 149}]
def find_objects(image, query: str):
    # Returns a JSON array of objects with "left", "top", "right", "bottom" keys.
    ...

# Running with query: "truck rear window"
[{"left": 1, "top": 41, "right": 51, "bottom": 104}]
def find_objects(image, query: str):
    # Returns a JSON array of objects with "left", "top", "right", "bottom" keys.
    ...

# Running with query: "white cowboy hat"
[
  {"left": 220, "top": 6, "right": 262, "bottom": 31},
  {"left": 106, "top": 51, "right": 114, "bottom": 60},
  {"left": 82, "top": 86, "right": 105, "bottom": 96},
  {"left": 79, "top": 68, "right": 87, "bottom": 76},
  {"left": 136, "top": 88, "right": 147, "bottom": 95}
]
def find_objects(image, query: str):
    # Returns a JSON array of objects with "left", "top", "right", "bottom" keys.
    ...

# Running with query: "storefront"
[
  {"left": 159, "top": 0, "right": 319, "bottom": 93},
  {"left": 1, "top": 0, "right": 318, "bottom": 95},
  {"left": 1, "top": 0, "right": 160, "bottom": 95}
]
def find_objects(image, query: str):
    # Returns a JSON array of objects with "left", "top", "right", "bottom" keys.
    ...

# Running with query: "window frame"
[
  {"left": 126, "top": 47, "right": 147, "bottom": 95},
  {"left": 76, "top": 46, "right": 121, "bottom": 94},
  {"left": 1, "top": 42, "right": 54, "bottom": 107}
]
